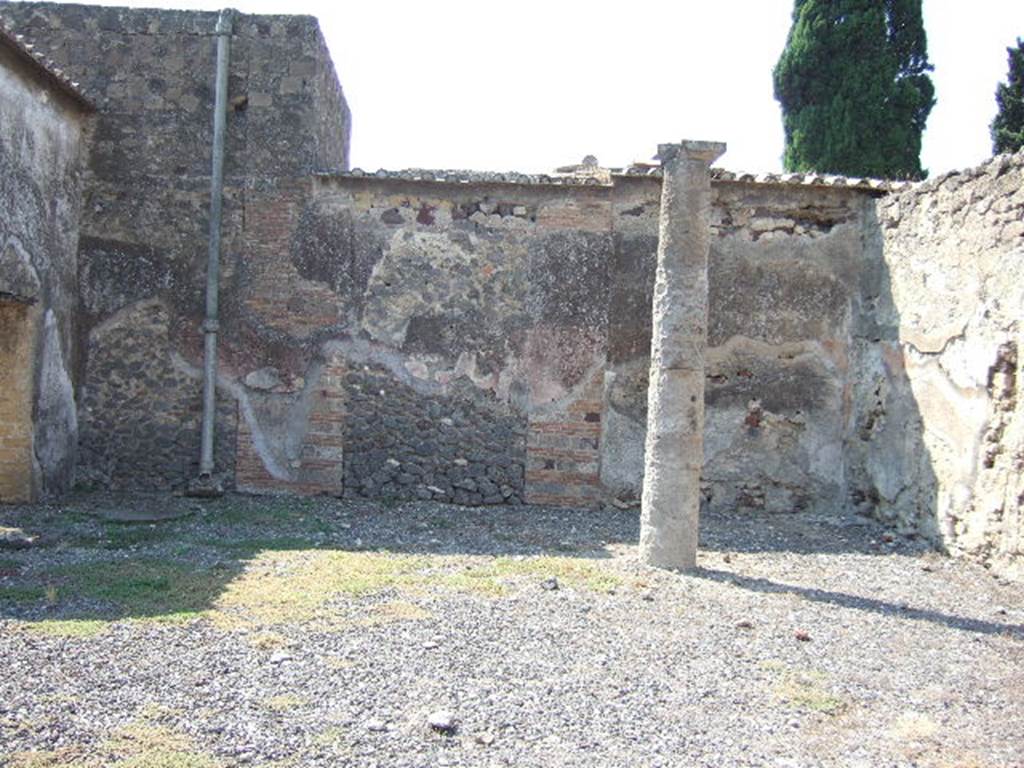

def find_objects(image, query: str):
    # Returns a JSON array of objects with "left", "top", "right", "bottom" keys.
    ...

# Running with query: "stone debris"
[
  {"left": 427, "top": 710, "right": 457, "bottom": 734},
  {"left": 0, "top": 526, "right": 37, "bottom": 550},
  {"left": 325, "top": 164, "right": 905, "bottom": 194}
]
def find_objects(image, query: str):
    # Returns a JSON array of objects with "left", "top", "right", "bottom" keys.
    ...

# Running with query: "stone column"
[{"left": 639, "top": 139, "right": 726, "bottom": 571}]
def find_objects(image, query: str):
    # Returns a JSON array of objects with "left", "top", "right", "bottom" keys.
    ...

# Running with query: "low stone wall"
[{"left": 852, "top": 150, "right": 1024, "bottom": 575}]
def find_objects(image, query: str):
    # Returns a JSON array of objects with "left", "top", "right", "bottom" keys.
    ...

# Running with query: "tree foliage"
[
  {"left": 773, "top": 0, "right": 935, "bottom": 179},
  {"left": 990, "top": 38, "right": 1024, "bottom": 155}
]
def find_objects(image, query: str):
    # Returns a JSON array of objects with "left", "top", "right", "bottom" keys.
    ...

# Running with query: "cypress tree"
[
  {"left": 773, "top": 0, "right": 935, "bottom": 179},
  {"left": 990, "top": 38, "right": 1024, "bottom": 155}
]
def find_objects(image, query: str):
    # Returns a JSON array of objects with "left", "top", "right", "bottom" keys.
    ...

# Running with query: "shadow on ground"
[
  {"left": 0, "top": 491, "right": 1019, "bottom": 639},
  {"left": 695, "top": 568, "right": 1022, "bottom": 638}
]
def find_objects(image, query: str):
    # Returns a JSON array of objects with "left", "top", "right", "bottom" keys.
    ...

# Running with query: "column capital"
[{"left": 656, "top": 140, "right": 727, "bottom": 166}]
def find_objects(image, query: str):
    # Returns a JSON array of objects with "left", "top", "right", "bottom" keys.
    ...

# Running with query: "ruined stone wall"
[
  {"left": 2, "top": 2, "right": 351, "bottom": 490},
  {"left": 852, "top": 151, "right": 1024, "bottom": 575},
  {"left": 2, "top": 4, "right": 887, "bottom": 510},
  {"left": 604, "top": 177, "right": 870, "bottom": 515},
  {"left": 228, "top": 177, "right": 611, "bottom": 506},
  {"left": 219, "top": 172, "right": 876, "bottom": 512},
  {"left": 0, "top": 38, "right": 87, "bottom": 501}
]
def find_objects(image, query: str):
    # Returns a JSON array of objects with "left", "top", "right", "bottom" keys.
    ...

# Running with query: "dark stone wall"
[
  {"left": 2, "top": 2, "right": 351, "bottom": 490},
  {"left": 344, "top": 366, "right": 526, "bottom": 505},
  {"left": 77, "top": 300, "right": 236, "bottom": 491}
]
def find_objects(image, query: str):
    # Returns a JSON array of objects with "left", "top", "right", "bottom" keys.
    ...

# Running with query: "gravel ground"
[{"left": 1, "top": 493, "right": 1022, "bottom": 768}]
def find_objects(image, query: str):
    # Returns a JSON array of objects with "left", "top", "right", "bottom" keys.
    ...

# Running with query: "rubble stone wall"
[
  {"left": 0, "top": 35, "right": 87, "bottom": 501},
  {"left": 852, "top": 151, "right": 1024, "bottom": 575}
]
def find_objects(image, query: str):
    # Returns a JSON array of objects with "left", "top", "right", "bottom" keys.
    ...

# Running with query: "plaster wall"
[
  {"left": 0, "top": 38, "right": 86, "bottom": 501},
  {"left": 605, "top": 178, "right": 868, "bottom": 515},
  {"left": 852, "top": 150, "right": 1024, "bottom": 575}
]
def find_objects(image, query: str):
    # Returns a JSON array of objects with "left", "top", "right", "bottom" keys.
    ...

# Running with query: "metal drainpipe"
[{"left": 193, "top": 8, "right": 233, "bottom": 493}]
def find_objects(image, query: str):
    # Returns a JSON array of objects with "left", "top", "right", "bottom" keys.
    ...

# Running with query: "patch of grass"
[
  {"left": 8, "top": 521, "right": 618, "bottom": 634},
  {"left": 770, "top": 667, "right": 847, "bottom": 715},
  {"left": 21, "top": 619, "right": 109, "bottom": 638},
  {"left": 452, "top": 555, "right": 622, "bottom": 594},
  {"left": 2, "top": 722, "right": 219, "bottom": 768},
  {"left": 50, "top": 559, "right": 222, "bottom": 617},
  {"left": 0, "top": 585, "right": 47, "bottom": 603},
  {"left": 4, "top": 747, "right": 86, "bottom": 767},
  {"left": 104, "top": 722, "right": 220, "bottom": 768},
  {"left": 212, "top": 549, "right": 620, "bottom": 628},
  {"left": 0, "top": 556, "right": 22, "bottom": 571},
  {"left": 248, "top": 630, "right": 292, "bottom": 651},
  {"left": 212, "top": 549, "right": 429, "bottom": 627},
  {"left": 97, "top": 523, "right": 177, "bottom": 550},
  {"left": 890, "top": 710, "right": 939, "bottom": 741},
  {"left": 135, "top": 703, "right": 185, "bottom": 724},
  {"left": 141, "top": 611, "right": 205, "bottom": 626},
  {"left": 262, "top": 694, "right": 306, "bottom": 713}
]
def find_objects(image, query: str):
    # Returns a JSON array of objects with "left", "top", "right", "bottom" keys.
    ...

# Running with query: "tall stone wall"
[
  {"left": 852, "top": 151, "right": 1024, "bottom": 575},
  {"left": 2, "top": 2, "right": 351, "bottom": 491},
  {"left": 0, "top": 34, "right": 88, "bottom": 501}
]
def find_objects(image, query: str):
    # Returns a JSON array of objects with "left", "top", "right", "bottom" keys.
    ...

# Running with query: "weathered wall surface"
[
  {"left": 228, "top": 177, "right": 613, "bottom": 506},
  {"left": 3, "top": 2, "right": 351, "bottom": 490},
  {"left": 0, "top": 36, "right": 87, "bottom": 501},
  {"left": 852, "top": 151, "right": 1023, "bottom": 575},
  {"left": 216, "top": 171, "right": 876, "bottom": 512},
  {"left": 604, "top": 178, "right": 869, "bottom": 515}
]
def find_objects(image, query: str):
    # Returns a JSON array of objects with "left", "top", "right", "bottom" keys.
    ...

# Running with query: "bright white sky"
[{"left": 16, "top": 0, "right": 1024, "bottom": 175}]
